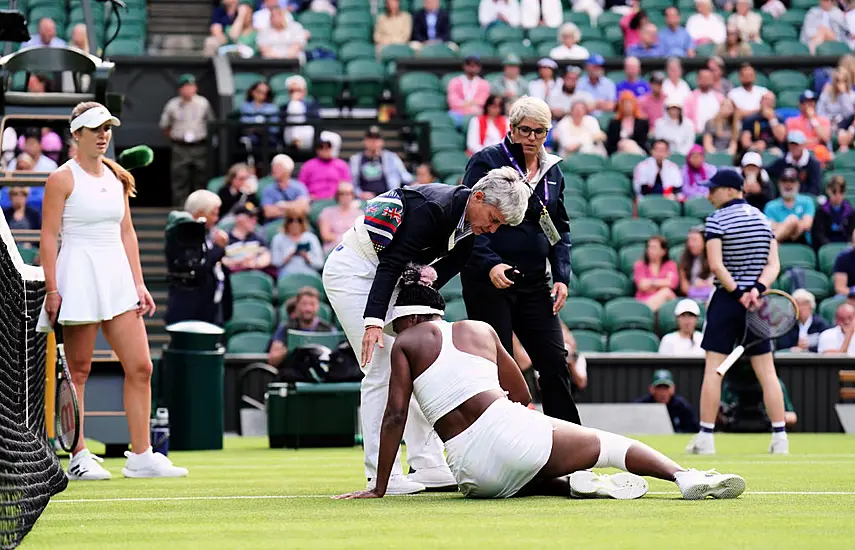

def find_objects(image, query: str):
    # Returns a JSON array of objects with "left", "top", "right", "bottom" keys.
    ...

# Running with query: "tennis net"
[{"left": 0, "top": 216, "right": 67, "bottom": 549}]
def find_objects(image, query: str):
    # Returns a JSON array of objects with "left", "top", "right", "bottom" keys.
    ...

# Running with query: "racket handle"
[{"left": 716, "top": 345, "right": 745, "bottom": 377}]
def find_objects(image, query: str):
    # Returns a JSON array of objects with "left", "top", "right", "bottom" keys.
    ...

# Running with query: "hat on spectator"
[
  {"left": 741, "top": 151, "right": 762, "bottom": 167},
  {"left": 674, "top": 299, "right": 701, "bottom": 317},
  {"left": 780, "top": 167, "right": 799, "bottom": 181},
  {"left": 799, "top": 90, "right": 817, "bottom": 103},
  {"left": 178, "top": 74, "right": 196, "bottom": 87},
  {"left": 234, "top": 202, "right": 258, "bottom": 217},
  {"left": 537, "top": 58, "right": 558, "bottom": 70},
  {"left": 503, "top": 54, "right": 521, "bottom": 66},
  {"left": 365, "top": 125, "right": 382, "bottom": 138},
  {"left": 585, "top": 54, "right": 605, "bottom": 67},
  {"left": 787, "top": 130, "right": 807, "bottom": 145},
  {"left": 701, "top": 169, "right": 743, "bottom": 190},
  {"left": 651, "top": 369, "right": 675, "bottom": 388},
  {"left": 649, "top": 71, "right": 665, "bottom": 84},
  {"left": 665, "top": 96, "right": 684, "bottom": 109},
  {"left": 464, "top": 55, "right": 481, "bottom": 65}
]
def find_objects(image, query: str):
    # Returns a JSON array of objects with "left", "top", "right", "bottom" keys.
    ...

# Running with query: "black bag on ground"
[
  {"left": 276, "top": 341, "right": 363, "bottom": 383},
  {"left": 325, "top": 341, "right": 363, "bottom": 382}
]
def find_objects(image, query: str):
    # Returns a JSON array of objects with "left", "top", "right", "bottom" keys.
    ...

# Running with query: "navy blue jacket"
[
  {"left": 411, "top": 9, "right": 451, "bottom": 42},
  {"left": 461, "top": 136, "right": 572, "bottom": 285},
  {"left": 634, "top": 393, "right": 700, "bottom": 434},
  {"left": 165, "top": 243, "right": 232, "bottom": 327},
  {"left": 766, "top": 155, "right": 822, "bottom": 197},
  {"left": 775, "top": 314, "right": 829, "bottom": 352}
]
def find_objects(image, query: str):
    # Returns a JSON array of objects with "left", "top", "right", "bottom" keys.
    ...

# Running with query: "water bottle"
[{"left": 151, "top": 408, "right": 170, "bottom": 457}]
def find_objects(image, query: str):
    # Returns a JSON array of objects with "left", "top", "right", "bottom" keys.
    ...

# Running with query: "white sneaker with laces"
[
  {"left": 366, "top": 475, "right": 425, "bottom": 495},
  {"left": 568, "top": 471, "right": 649, "bottom": 500},
  {"left": 122, "top": 448, "right": 188, "bottom": 478},
  {"left": 674, "top": 469, "right": 746, "bottom": 500},
  {"left": 685, "top": 433, "right": 716, "bottom": 455},
  {"left": 769, "top": 434, "right": 789, "bottom": 455},
  {"left": 67, "top": 449, "right": 111, "bottom": 481},
  {"left": 407, "top": 466, "right": 458, "bottom": 490}
]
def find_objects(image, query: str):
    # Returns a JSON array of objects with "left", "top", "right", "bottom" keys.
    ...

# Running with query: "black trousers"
[{"left": 461, "top": 272, "right": 582, "bottom": 425}]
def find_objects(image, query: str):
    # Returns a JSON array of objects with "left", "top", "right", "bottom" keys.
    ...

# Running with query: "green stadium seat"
[
  {"left": 588, "top": 195, "right": 633, "bottom": 223},
  {"left": 582, "top": 40, "right": 615, "bottom": 56},
  {"left": 451, "top": 25, "right": 486, "bottom": 43},
  {"left": 536, "top": 42, "right": 556, "bottom": 56},
  {"left": 619, "top": 244, "right": 646, "bottom": 276},
  {"left": 657, "top": 298, "right": 706, "bottom": 336},
  {"left": 637, "top": 196, "right": 681, "bottom": 223},
  {"left": 819, "top": 243, "right": 849, "bottom": 275},
  {"left": 834, "top": 150, "right": 855, "bottom": 170},
  {"left": 660, "top": 217, "right": 703, "bottom": 246},
  {"left": 227, "top": 331, "right": 272, "bottom": 353},
  {"left": 778, "top": 243, "right": 817, "bottom": 270},
  {"left": 346, "top": 59, "right": 386, "bottom": 106},
  {"left": 450, "top": 8, "right": 476, "bottom": 28},
  {"left": 380, "top": 44, "right": 415, "bottom": 64},
  {"left": 816, "top": 42, "right": 852, "bottom": 56},
  {"left": 777, "top": 268, "right": 832, "bottom": 301},
  {"left": 16, "top": 245, "right": 36, "bottom": 265},
  {"left": 339, "top": 42, "right": 376, "bottom": 63},
  {"left": 596, "top": 11, "right": 622, "bottom": 28},
  {"left": 685, "top": 197, "right": 715, "bottom": 219},
  {"left": 336, "top": 10, "right": 374, "bottom": 27},
  {"left": 415, "top": 110, "right": 455, "bottom": 130},
  {"left": 579, "top": 269, "right": 632, "bottom": 302},
  {"left": 268, "top": 72, "right": 297, "bottom": 94},
  {"left": 487, "top": 25, "right": 525, "bottom": 44},
  {"left": 308, "top": 199, "right": 336, "bottom": 229},
  {"left": 432, "top": 151, "right": 470, "bottom": 179},
  {"left": 230, "top": 271, "right": 275, "bottom": 302},
  {"left": 497, "top": 42, "right": 536, "bottom": 58},
  {"left": 819, "top": 295, "right": 846, "bottom": 324},
  {"left": 573, "top": 329, "right": 606, "bottom": 352},
  {"left": 564, "top": 11, "right": 591, "bottom": 27},
  {"left": 611, "top": 218, "right": 659, "bottom": 248},
  {"left": 286, "top": 329, "right": 344, "bottom": 350},
  {"left": 760, "top": 22, "right": 798, "bottom": 44},
  {"left": 441, "top": 72, "right": 463, "bottom": 89},
  {"left": 604, "top": 298, "right": 654, "bottom": 333},
  {"left": 565, "top": 195, "right": 588, "bottom": 218},
  {"left": 584, "top": 172, "right": 632, "bottom": 198},
  {"left": 333, "top": 25, "right": 371, "bottom": 44},
  {"left": 695, "top": 43, "right": 716, "bottom": 57},
  {"left": 444, "top": 299, "right": 468, "bottom": 322},
  {"left": 773, "top": 40, "right": 809, "bottom": 56},
  {"left": 338, "top": 0, "right": 371, "bottom": 10},
  {"left": 304, "top": 25, "right": 334, "bottom": 42},
  {"left": 668, "top": 153, "right": 686, "bottom": 168},
  {"left": 608, "top": 330, "right": 660, "bottom": 352},
  {"left": 106, "top": 38, "right": 145, "bottom": 55},
  {"left": 559, "top": 298, "right": 604, "bottom": 331},
  {"left": 769, "top": 70, "right": 810, "bottom": 94},
  {"left": 573, "top": 244, "right": 618, "bottom": 273},
  {"left": 405, "top": 90, "right": 447, "bottom": 115},
  {"left": 778, "top": 10, "right": 807, "bottom": 28},
  {"left": 595, "top": 111, "right": 615, "bottom": 132},
  {"left": 226, "top": 299, "right": 276, "bottom": 335},
  {"left": 207, "top": 176, "right": 225, "bottom": 192},
  {"left": 419, "top": 43, "right": 459, "bottom": 57},
  {"left": 430, "top": 129, "right": 466, "bottom": 153},
  {"left": 578, "top": 26, "right": 604, "bottom": 42},
  {"left": 459, "top": 41, "right": 497, "bottom": 59},
  {"left": 304, "top": 59, "right": 344, "bottom": 107},
  {"left": 527, "top": 26, "right": 558, "bottom": 45},
  {"left": 608, "top": 153, "right": 646, "bottom": 176},
  {"left": 298, "top": 11, "right": 334, "bottom": 27},
  {"left": 277, "top": 273, "right": 325, "bottom": 303},
  {"left": 440, "top": 274, "right": 463, "bottom": 302},
  {"left": 749, "top": 42, "right": 773, "bottom": 56},
  {"left": 570, "top": 218, "right": 610, "bottom": 245},
  {"left": 563, "top": 173, "right": 586, "bottom": 196},
  {"left": 705, "top": 152, "right": 735, "bottom": 167}
]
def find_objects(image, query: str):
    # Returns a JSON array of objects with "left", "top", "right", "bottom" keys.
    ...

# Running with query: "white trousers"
[{"left": 322, "top": 244, "right": 447, "bottom": 479}]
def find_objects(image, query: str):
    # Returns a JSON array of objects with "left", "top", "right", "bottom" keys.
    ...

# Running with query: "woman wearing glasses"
[
  {"left": 270, "top": 212, "right": 324, "bottom": 277},
  {"left": 460, "top": 95, "right": 580, "bottom": 426}
]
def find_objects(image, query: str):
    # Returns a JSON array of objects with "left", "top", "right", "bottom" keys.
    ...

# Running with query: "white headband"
[
  {"left": 383, "top": 305, "right": 445, "bottom": 335},
  {"left": 70, "top": 106, "right": 121, "bottom": 133}
]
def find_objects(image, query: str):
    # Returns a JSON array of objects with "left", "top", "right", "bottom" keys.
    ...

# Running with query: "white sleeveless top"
[
  {"left": 411, "top": 320, "right": 503, "bottom": 426},
  {"left": 37, "top": 159, "right": 139, "bottom": 331}
]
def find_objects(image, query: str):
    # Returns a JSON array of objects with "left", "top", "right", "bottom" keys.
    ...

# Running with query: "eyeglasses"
[
  {"left": 829, "top": 188, "right": 846, "bottom": 195},
  {"left": 515, "top": 125, "right": 548, "bottom": 138}
]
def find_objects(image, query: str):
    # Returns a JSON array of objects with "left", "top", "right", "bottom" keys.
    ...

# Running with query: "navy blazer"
[
  {"left": 364, "top": 184, "right": 473, "bottom": 321},
  {"left": 165, "top": 244, "right": 232, "bottom": 327},
  {"left": 461, "top": 136, "right": 572, "bottom": 285},
  {"left": 775, "top": 314, "right": 829, "bottom": 352},
  {"left": 411, "top": 9, "right": 451, "bottom": 42}
]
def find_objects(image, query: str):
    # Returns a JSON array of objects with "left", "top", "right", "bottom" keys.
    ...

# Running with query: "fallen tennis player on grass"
[{"left": 335, "top": 265, "right": 746, "bottom": 501}]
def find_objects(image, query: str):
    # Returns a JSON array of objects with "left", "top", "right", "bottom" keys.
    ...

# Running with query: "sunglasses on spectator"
[
  {"left": 515, "top": 125, "right": 548, "bottom": 138},
  {"left": 829, "top": 187, "right": 846, "bottom": 195},
  {"left": 9, "top": 191, "right": 26, "bottom": 197}
]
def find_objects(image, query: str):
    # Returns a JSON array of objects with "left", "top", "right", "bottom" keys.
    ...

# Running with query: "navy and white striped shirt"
[{"left": 705, "top": 199, "right": 774, "bottom": 289}]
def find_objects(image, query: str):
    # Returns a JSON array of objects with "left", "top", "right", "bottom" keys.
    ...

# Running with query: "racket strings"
[{"left": 747, "top": 295, "right": 798, "bottom": 339}]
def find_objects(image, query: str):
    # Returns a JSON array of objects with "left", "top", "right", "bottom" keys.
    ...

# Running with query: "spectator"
[
  {"left": 261, "top": 154, "right": 310, "bottom": 223},
  {"left": 638, "top": 71, "right": 667, "bottom": 128},
  {"left": 653, "top": 98, "right": 695, "bottom": 155},
  {"left": 833, "top": 230, "right": 855, "bottom": 295},
  {"left": 318, "top": 182, "right": 362, "bottom": 254},
  {"left": 740, "top": 91, "right": 787, "bottom": 155},
  {"left": 620, "top": 7, "right": 648, "bottom": 51},
  {"left": 659, "top": 300, "right": 705, "bottom": 356},
  {"left": 491, "top": 54, "right": 529, "bottom": 106},
  {"left": 658, "top": 6, "right": 695, "bottom": 57},
  {"left": 776, "top": 289, "right": 829, "bottom": 352},
  {"left": 687, "top": 0, "right": 726, "bottom": 45},
  {"left": 280, "top": 75, "right": 318, "bottom": 151},
  {"left": 298, "top": 132, "right": 351, "bottom": 200},
  {"left": 626, "top": 23, "right": 665, "bottom": 58},
  {"left": 553, "top": 99, "right": 607, "bottom": 157},
  {"left": 204, "top": 0, "right": 253, "bottom": 57},
  {"left": 467, "top": 95, "right": 509, "bottom": 155},
  {"left": 801, "top": 0, "right": 847, "bottom": 54},
  {"left": 479, "top": 0, "right": 521, "bottom": 28},
  {"left": 764, "top": 167, "right": 815, "bottom": 245},
  {"left": 728, "top": 63, "right": 769, "bottom": 117},
  {"left": 549, "top": 22, "right": 589, "bottom": 61},
  {"left": 349, "top": 125, "right": 413, "bottom": 198},
  {"left": 634, "top": 369, "right": 700, "bottom": 434},
  {"left": 606, "top": 91, "right": 649, "bottom": 155},
  {"left": 818, "top": 302, "right": 855, "bottom": 355},
  {"left": 818, "top": 69, "right": 855, "bottom": 132},
  {"left": 374, "top": 0, "right": 413, "bottom": 53},
  {"left": 634, "top": 235, "right": 679, "bottom": 313},
  {"left": 26, "top": 73, "right": 53, "bottom": 94},
  {"left": 520, "top": 0, "right": 563, "bottom": 29},
  {"left": 662, "top": 57, "right": 692, "bottom": 107},
  {"left": 447, "top": 56, "right": 492, "bottom": 127},
  {"left": 3, "top": 187, "right": 41, "bottom": 231},
  {"left": 761, "top": 0, "right": 787, "bottom": 19},
  {"left": 813, "top": 176, "right": 855, "bottom": 249},
  {"left": 10, "top": 153, "right": 33, "bottom": 172},
  {"left": 8, "top": 129, "right": 57, "bottom": 172},
  {"left": 239, "top": 81, "right": 279, "bottom": 148},
  {"left": 221, "top": 203, "right": 272, "bottom": 275},
  {"left": 728, "top": 0, "right": 762, "bottom": 43},
  {"left": 716, "top": 25, "right": 753, "bottom": 57},
  {"left": 739, "top": 151, "right": 774, "bottom": 210},
  {"left": 252, "top": 0, "right": 286, "bottom": 31},
  {"left": 22, "top": 18, "right": 66, "bottom": 48},
  {"left": 703, "top": 98, "right": 739, "bottom": 155},
  {"left": 269, "top": 213, "right": 324, "bottom": 278},
  {"left": 528, "top": 58, "right": 561, "bottom": 103},
  {"left": 19, "top": 127, "right": 62, "bottom": 165},
  {"left": 414, "top": 163, "right": 437, "bottom": 185},
  {"left": 218, "top": 162, "right": 261, "bottom": 219},
  {"left": 682, "top": 145, "right": 717, "bottom": 199},
  {"left": 267, "top": 287, "right": 334, "bottom": 367},
  {"left": 547, "top": 66, "right": 594, "bottom": 120},
  {"left": 678, "top": 227, "right": 714, "bottom": 301},
  {"left": 786, "top": 90, "right": 833, "bottom": 165},
  {"left": 577, "top": 55, "right": 616, "bottom": 114},
  {"left": 256, "top": 6, "right": 308, "bottom": 59},
  {"left": 633, "top": 139, "right": 682, "bottom": 198},
  {"left": 767, "top": 131, "right": 823, "bottom": 197},
  {"left": 411, "top": 0, "right": 451, "bottom": 45},
  {"left": 708, "top": 56, "right": 733, "bottom": 95},
  {"left": 69, "top": 23, "right": 90, "bottom": 53},
  {"left": 616, "top": 57, "right": 650, "bottom": 98},
  {"left": 685, "top": 69, "right": 725, "bottom": 134},
  {"left": 160, "top": 74, "right": 214, "bottom": 207}
]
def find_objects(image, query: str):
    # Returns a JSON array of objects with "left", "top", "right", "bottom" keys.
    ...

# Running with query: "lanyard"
[{"left": 500, "top": 141, "right": 549, "bottom": 202}]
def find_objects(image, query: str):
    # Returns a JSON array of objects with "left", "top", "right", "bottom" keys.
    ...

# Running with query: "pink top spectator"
[
  {"left": 633, "top": 259, "right": 679, "bottom": 301},
  {"left": 620, "top": 12, "right": 642, "bottom": 50},
  {"left": 298, "top": 157, "right": 351, "bottom": 200},
  {"left": 318, "top": 203, "right": 362, "bottom": 253},
  {"left": 638, "top": 93, "right": 665, "bottom": 128},
  {"left": 447, "top": 75, "right": 491, "bottom": 116}
]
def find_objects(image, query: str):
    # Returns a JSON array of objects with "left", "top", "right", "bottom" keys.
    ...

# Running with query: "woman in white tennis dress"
[{"left": 39, "top": 102, "right": 187, "bottom": 480}]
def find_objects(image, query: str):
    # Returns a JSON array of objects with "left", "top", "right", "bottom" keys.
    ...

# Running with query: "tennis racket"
[
  {"left": 54, "top": 323, "right": 81, "bottom": 453},
  {"left": 716, "top": 289, "right": 798, "bottom": 377}
]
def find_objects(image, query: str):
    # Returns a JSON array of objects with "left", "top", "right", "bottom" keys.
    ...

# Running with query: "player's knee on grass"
[{"left": 592, "top": 429, "right": 633, "bottom": 471}]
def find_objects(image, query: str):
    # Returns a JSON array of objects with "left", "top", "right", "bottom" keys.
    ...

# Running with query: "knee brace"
[{"left": 592, "top": 429, "right": 633, "bottom": 471}]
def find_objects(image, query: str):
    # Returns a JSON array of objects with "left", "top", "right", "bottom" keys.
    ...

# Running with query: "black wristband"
[
  {"left": 753, "top": 282, "right": 767, "bottom": 294},
  {"left": 729, "top": 287, "right": 745, "bottom": 300}
]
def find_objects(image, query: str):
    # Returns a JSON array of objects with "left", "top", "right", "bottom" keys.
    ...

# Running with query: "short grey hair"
[
  {"left": 271, "top": 153, "right": 294, "bottom": 173},
  {"left": 558, "top": 22, "right": 580, "bottom": 43},
  {"left": 792, "top": 289, "right": 816, "bottom": 309},
  {"left": 184, "top": 189, "right": 222, "bottom": 216},
  {"left": 285, "top": 75, "right": 307, "bottom": 91},
  {"left": 508, "top": 96, "right": 552, "bottom": 131},
  {"left": 471, "top": 166, "right": 531, "bottom": 226}
]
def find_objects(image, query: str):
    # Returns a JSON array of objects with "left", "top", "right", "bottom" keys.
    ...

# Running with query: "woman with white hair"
[
  {"left": 776, "top": 289, "right": 830, "bottom": 353},
  {"left": 553, "top": 99, "right": 607, "bottom": 157},
  {"left": 549, "top": 22, "right": 589, "bottom": 60},
  {"left": 459, "top": 95, "right": 581, "bottom": 428},
  {"left": 686, "top": 0, "right": 726, "bottom": 45},
  {"left": 280, "top": 75, "right": 318, "bottom": 150}
]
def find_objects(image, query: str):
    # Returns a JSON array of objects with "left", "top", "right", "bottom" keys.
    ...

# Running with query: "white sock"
[{"left": 131, "top": 446, "right": 153, "bottom": 457}]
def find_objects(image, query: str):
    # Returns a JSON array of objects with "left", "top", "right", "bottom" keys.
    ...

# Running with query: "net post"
[{"left": 45, "top": 332, "right": 56, "bottom": 439}]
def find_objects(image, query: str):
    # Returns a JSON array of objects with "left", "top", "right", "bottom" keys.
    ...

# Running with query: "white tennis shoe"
[
  {"left": 122, "top": 448, "right": 188, "bottom": 478},
  {"left": 769, "top": 434, "right": 789, "bottom": 455},
  {"left": 407, "top": 466, "right": 458, "bottom": 490},
  {"left": 685, "top": 433, "right": 716, "bottom": 455},
  {"left": 366, "top": 475, "right": 425, "bottom": 495},
  {"left": 67, "top": 449, "right": 111, "bottom": 481},
  {"left": 568, "top": 471, "right": 649, "bottom": 500},
  {"left": 674, "top": 469, "right": 746, "bottom": 500}
]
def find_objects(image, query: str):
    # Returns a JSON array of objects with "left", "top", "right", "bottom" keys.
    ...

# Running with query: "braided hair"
[{"left": 395, "top": 264, "right": 446, "bottom": 312}]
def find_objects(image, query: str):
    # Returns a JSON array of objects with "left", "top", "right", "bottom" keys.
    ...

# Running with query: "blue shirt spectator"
[
  {"left": 578, "top": 58, "right": 617, "bottom": 114},
  {"left": 659, "top": 7, "right": 695, "bottom": 57},
  {"left": 834, "top": 247, "right": 855, "bottom": 293},
  {"left": 22, "top": 18, "right": 66, "bottom": 49},
  {"left": 617, "top": 79, "right": 651, "bottom": 98},
  {"left": 626, "top": 42, "right": 666, "bottom": 58},
  {"left": 764, "top": 171, "right": 816, "bottom": 245},
  {"left": 239, "top": 81, "right": 280, "bottom": 146}
]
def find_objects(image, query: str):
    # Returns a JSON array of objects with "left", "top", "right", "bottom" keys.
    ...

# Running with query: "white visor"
[
  {"left": 383, "top": 305, "right": 445, "bottom": 335},
  {"left": 70, "top": 106, "right": 121, "bottom": 133}
]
